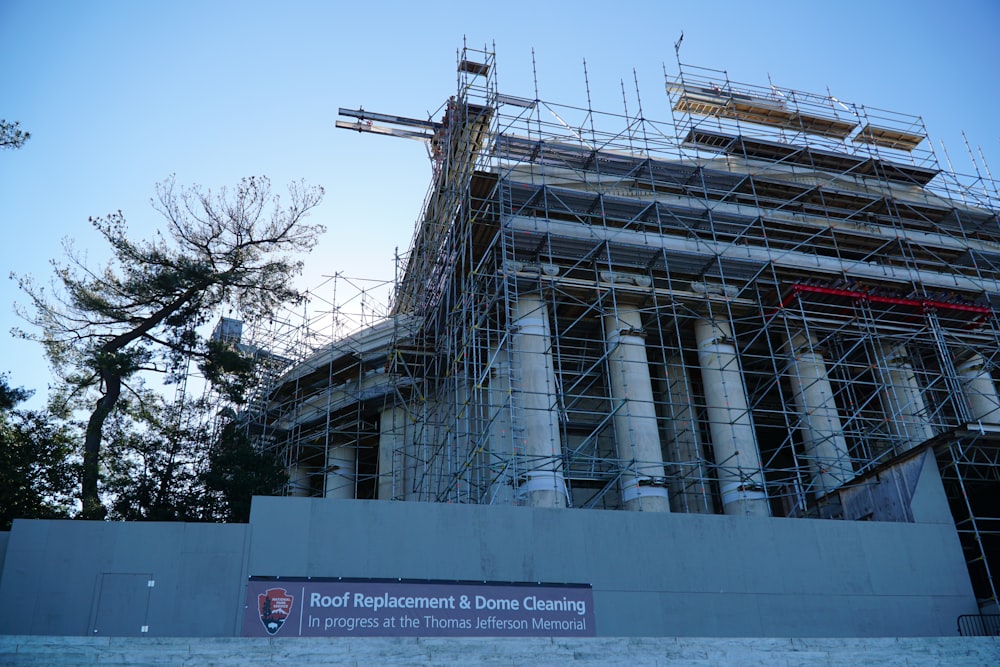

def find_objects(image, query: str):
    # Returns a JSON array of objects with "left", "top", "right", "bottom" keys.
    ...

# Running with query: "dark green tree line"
[
  {"left": 99, "top": 392, "right": 286, "bottom": 523},
  {"left": 0, "top": 375, "right": 78, "bottom": 529}
]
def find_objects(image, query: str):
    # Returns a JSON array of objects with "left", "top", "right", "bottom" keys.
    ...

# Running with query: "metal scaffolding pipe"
[
  {"left": 957, "top": 354, "right": 1000, "bottom": 424},
  {"left": 288, "top": 463, "right": 311, "bottom": 497},
  {"left": 410, "top": 399, "right": 442, "bottom": 503},
  {"left": 509, "top": 215, "right": 1000, "bottom": 296},
  {"left": 787, "top": 283, "right": 991, "bottom": 316},
  {"left": 377, "top": 405, "right": 406, "bottom": 500},
  {"left": 487, "top": 353, "right": 516, "bottom": 505},
  {"left": 661, "top": 356, "right": 714, "bottom": 513},
  {"left": 514, "top": 296, "right": 567, "bottom": 508},
  {"left": 604, "top": 307, "right": 670, "bottom": 512},
  {"left": 878, "top": 343, "right": 935, "bottom": 450},
  {"left": 325, "top": 442, "right": 357, "bottom": 500},
  {"left": 785, "top": 332, "right": 852, "bottom": 496},
  {"left": 695, "top": 312, "right": 770, "bottom": 517},
  {"left": 453, "top": 380, "right": 478, "bottom": 504}
]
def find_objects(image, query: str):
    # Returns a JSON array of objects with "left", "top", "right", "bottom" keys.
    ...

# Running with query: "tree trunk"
[
  {"left": 81, "top": 372, "right": 121, "bottom": 519},
  {"left": 79, "top": 283, "right": 204, "bottom": 520}
]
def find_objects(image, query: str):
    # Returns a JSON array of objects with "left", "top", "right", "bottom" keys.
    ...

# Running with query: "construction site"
[
  {"left": 5, "top": 45, "right": 1000, "bottom": 654},
  {"left": 222, "top": 44, "right": 1000, "bottom": 615}
]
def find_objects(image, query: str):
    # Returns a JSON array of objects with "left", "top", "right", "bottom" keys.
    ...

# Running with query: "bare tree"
[{"left": 12, "top": 176, "right": 324, "bottom": 518}]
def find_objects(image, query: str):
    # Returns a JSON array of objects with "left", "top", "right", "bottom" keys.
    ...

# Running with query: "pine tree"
[{"left": 13, "top": 176, "right": 324, "bottom": 518}]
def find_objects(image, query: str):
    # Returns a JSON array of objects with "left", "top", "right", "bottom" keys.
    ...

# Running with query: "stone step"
[{"left": 1, "top": 635, "right": 999, "bottom": 667}]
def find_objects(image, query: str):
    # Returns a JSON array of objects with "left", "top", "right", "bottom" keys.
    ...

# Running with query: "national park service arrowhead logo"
[{"left": 258, "top": 587, "right": 294, "bottom": 635}]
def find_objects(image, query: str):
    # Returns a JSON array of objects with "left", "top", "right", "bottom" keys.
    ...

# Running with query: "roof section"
[
  {"left": 854, "top": 123, "right": 926, "bottom": 152},
  {"left": 684, "top": 129, "right": 940, "bottom": 186},
  {"left": 669, "top": 84, "right": 858, "bottom": 139}
]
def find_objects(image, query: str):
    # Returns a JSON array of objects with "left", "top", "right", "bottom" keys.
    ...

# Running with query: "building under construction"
[
  {"left": 242, "top": 45, "right": 1000, "bottom": 621},
  {"left": 4, "top": 45, "right": 1000, "bottom": 646}
]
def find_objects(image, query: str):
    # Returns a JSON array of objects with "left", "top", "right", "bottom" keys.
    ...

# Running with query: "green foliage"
[
  {"left": 0, "top": 373, "right": 32, "bottom": 411},
  {"left": 0, "top": 120, "right": 30, "bottom": 150},
  {"left": 101, "top": 398, "right": 213, "bottom": 522},
  {"left": 0, "top": 376, "right": 78, "bottom": 529},
  {"left": 100, "top": 394, "right": 287, "bottom": 523},
  {"left": 11, "top": 175, "right": 324, "bottom": 518},
  {"left": 16, "top": 174, "right": 325, "bottom": 393},
  {"left": 202, "top": 421, "right": 287, "bottom": 523},
  {"left": 198, "top": 340, "right": 257, "bottom": 404}
]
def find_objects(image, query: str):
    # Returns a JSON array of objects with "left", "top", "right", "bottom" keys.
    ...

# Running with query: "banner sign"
[{"left": 242, "top": 577, "right": 595, "bottom": 637}]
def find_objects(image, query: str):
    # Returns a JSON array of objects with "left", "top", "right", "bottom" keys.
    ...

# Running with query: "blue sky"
[{"left": 2, "top": 0, "right": 998, "bottom": 407}]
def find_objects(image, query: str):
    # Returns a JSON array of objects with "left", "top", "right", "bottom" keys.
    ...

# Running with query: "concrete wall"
[
  {"left": 841, "top": 448, "right": 954, "bottom": 524},
  {"left": 0, "top": 520, "right": 249, "bottom": 637},
  {"left": 0, "top": 532, "right": 9, "bottom": 574},
  {"left": 247, "top": 497, "right": 977, "bottom": 637},
  {"left": 0, "top": 491, "right": 978, "bottom": 638}
]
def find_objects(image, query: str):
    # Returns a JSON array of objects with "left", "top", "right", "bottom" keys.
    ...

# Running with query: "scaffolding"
[{"left": 247, "top": 45, "right": 1000, "bottom": 609}]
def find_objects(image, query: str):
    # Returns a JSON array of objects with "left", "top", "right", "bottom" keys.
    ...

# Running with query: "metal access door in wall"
[{"left": 89, "top": 573, "right": 153, "bottom": 636}]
